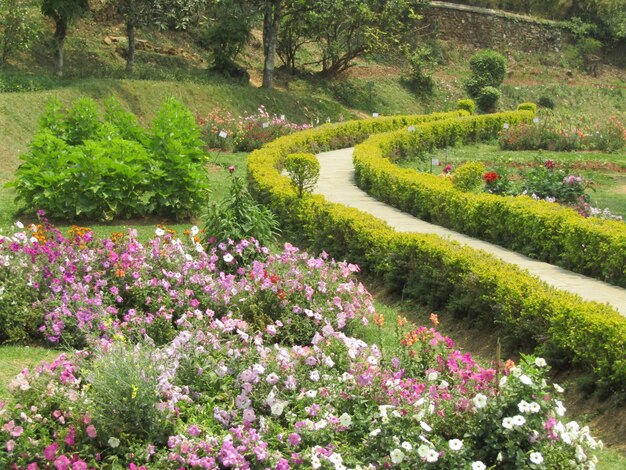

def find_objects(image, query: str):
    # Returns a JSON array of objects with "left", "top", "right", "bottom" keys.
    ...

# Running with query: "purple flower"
[
  {"left": 188, "top": 424, "right": 201, "bottom": 437},
  {"left": 288, "top": 433, "right": 301, "bottom": 446}
]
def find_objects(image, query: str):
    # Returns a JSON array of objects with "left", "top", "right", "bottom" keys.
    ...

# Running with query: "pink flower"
[
  {"left": 65, "top": 426, "right": 75, "bottom": 446},
  {"left": 27, "top": 463, "right": 39, "bottom": 470},
  {"left": 229, "top": 165, "right": 235, "bottom": 173},
  {"left": 44, "top": 442, "right": 59, "bottom": 460},
  {"left": 86, "top": 425, "right": 97, "bottom": 439},
  {"left": 54, "top": 454, "right": 70, "bottom": 470},
  {"left": 72, "top": 461, "right": 88, "bottom": 470},
  {"left": 6, "top": 439, "right": 15, "bottom": 452},
  {"left": 287, "top": 433, "right": 301, "bottom": 446},
  {"left": 188, "top": 424, "right": 201, "bottom": 437}
]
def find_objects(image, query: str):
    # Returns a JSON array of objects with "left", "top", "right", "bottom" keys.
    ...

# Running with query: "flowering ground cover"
[{"left": 0, "top": 219, "right": 602, "bottom": 468}]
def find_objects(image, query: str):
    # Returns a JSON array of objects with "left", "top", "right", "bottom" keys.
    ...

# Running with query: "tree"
[
  {"left": 116, "top": 0, "right": 206, "bottom": 74},
  {"left": 41, "top": 0, "right": 89, "bottom": 77},
  {"left": 0, "top": 0, "right": 39, "bottom": 66},
  {"left": 261, "top": 0, "right": 282, "bottom": 88},
  {"left": 202, "top": 0, "right": 255, "bottom": 77},
  {"left": 279, "top": 0, "right": 426, "bottom": 77}
]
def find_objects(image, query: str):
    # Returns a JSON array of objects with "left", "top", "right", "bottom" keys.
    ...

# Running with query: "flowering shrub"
[
  {"left": 499, "top": 115, "right": 626, "bottom": 152},
  {"left": 0, "top": 215, "right": 370, "bottom": 347},
  {"left": 197, "top": 106, "right": 311, "bottom": 152},
  {"left": 0, "top": 216, "right": 602, "bottom": 468},
  {"left": 0, "top": 308, "right": 601, "bottom": 467}
]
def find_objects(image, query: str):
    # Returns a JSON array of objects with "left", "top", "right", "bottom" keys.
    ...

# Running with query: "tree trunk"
[
  {"left": 262, "top": 0, "right": 282, "bottom": 89},
  {"left": 126, "top": 20, "right": 135, "bottom": 74},
  {"left": 54, "top": 18, "right": 68, "bottom": 78}
]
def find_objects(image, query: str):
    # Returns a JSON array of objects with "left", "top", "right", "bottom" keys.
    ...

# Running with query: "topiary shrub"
[
  {"left": 451, "top": 161, "right": 487, "bottom": 192},
  {"left": 401, "top": 46, "right": 436, "bottom": 96},
  {"left": 517, "top": 102, "right": 538, "bottom": 113},
  {"left": 456, "top": 99, "right": 476, "bottom": 115},
  {"left": 284, "top": 153, "right": 320, "bottom": 197},
  {"left": 476, "top": 86, "right": 501, "bottom": 113},
  {"left": 464, "top": 49, "right": 506, "bottom": 105}
]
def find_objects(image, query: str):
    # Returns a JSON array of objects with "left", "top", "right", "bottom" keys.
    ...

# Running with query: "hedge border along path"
[
  {"left": 247, "top": 109, "right": 626, "bottom": 392},
  {"left": 318, "top": 146, "right": 626, "bottom": 316},
  {"left": 352, "top": 114, "right": 626, "bottom": 288}
]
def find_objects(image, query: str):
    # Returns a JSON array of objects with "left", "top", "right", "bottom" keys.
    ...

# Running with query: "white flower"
[
  {"left": 535, "top": 357, "right": 547, "bottom": 367},
  {"left": 305, "top": 390, "right": 317, "bottom": 399},
  {"left": 328, "top": 452, "right": 343, "bottom": 465},
  {"left": 15, "top": 221, "right": 24, "bottom": 229},
  {"left": 448, "top": 439, "right": 463, "bottom": 451},
  {"left": 512, "top": 415, "right": 526, "bottom": 426},
  {"left": 575, "top": 445, "right": 587, "bottom": 462},
  {"left": 502, "top": 417, "right": 514, "bottom": 429},
  {"left": 369, "top": 428, "right": 381, "bottom": 437},
  {"left": 367, "top": 356, "right": 378, "bottom": 366},
  {"left": 339, "top": 413, "right": 352, "bottom": 428},
  {"left": 425, "top": 449, "right": 439, "bottom": 463},
  {"left": 472, "top": 393, "right": 488, "bottom": 409},
  {"left": 529, "top": 451, "right": 544, "bottom": 465},
  {"left": 270, "top": 401, "right": 286, "bottom": 416},
  {"left": 554, "top": 383, "right": 564, "bottom": 393},
  {"left": 518, "top": 400, "right": 530, "bottom": 413},
  {"left": 427, "top": 371, "right": 438, "bottom": 381},
  {"left": 420, "top": 421, "right": 432, "bottom": 432},
  {"left": 155, "top": 227, "right": 165, "bottom": 236},
  {"left": 390, "top": 449, "right": 405, "bottom": 464},
  {"left": 555, "top": 400, "right": 566, "bottom": 417},
  {"left": 519, "top": 374, "right": 533, "bottom": 386},
  {"left": 417, "top": 444, "right": 430, "bottom": 458},
  {"left": 223, "top": 253, "right": 234, "bottom": 263},
  {"left": 190, "top": 225, "right": 199, "bottom": 236},
  {"left": 528, "top": 402, "right": 541, "bottom": 413},
  {"left": 108, "top": 437, "right": 120, "bottom": 448},
  {"left": 472, "top": 461, "right": 486, "bottom": 470},
  {"left": 310, "top": 370, "right": 320, "bottom": 382}
]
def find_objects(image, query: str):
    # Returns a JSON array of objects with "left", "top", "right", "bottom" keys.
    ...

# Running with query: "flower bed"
[{"left": 0, "top": 221, "right": 601, "bottom": 468}]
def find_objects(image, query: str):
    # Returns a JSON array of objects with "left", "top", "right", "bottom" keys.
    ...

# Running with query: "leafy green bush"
[
  {"left": 456, "top": 99, "right": 476, "bottom": 115},
  {"left": 11, "top": 97, "right": 209, "bottom": 221},
  {"left": 452, "top": 161, "right": 486, "bottom": 192},
  {"left": 284, "top": 153, "right": 320, "bottom": 197},
  {"left": 401, "top": 46, "right": 436, "bottom": 96},
  {"left": 537, "top": 97, "right": 555, "bottom": 109},
  {"left": 476, "top": 86, "right": 501, "bottom": 113},
  {"left": 202, "top": 170, "right": 279, "bottom": 248}
]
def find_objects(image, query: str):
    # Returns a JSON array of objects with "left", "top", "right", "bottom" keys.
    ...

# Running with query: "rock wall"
[{"left": 424, "top": 1, "right": 573, "bottom": 53}]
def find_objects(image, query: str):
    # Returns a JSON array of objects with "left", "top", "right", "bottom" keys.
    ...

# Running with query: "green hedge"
[
  {"left": 247, "top": 111, "right": 626, "bottom": 391},
  {"left": 352, "top": 112, "right": 626, "bottom": 288}
]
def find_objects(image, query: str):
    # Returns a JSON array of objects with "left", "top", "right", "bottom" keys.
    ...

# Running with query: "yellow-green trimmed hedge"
[
  {"left": 247, "top": 111, "right": 626, "bottom": 391},
  {"left": 353, "top": 112, "right": 626, "bottom": 288}
]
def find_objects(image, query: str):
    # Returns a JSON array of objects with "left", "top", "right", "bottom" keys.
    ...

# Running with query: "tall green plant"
[{"left": 0, "top": 0, "right": 40, "bottom": 66}]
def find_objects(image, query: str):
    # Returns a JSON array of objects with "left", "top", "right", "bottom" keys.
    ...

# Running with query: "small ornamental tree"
[
  {"left": 284, "top": 152, "right": 320, "bottom": 197},
  {"left": 464, "top": 49, "right": 506, "bottom": 113}
]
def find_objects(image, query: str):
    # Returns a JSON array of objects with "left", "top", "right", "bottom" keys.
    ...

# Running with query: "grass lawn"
[
  {"left": 400, "top": 142, "right": 626, "bottom": 218},
  {"left": 0, "top": 345, "right": 61, "bottom": 397}
]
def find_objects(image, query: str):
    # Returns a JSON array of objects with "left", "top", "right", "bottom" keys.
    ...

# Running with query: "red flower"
[
  {"left": 483, "top": 171, "right": 499, "bottom": 183},
  {"left": 544, "top": 160, "right": 555, "bottom": 170},
  {"left": 443, "top": 164, "right": 453, "bottom": 174}
]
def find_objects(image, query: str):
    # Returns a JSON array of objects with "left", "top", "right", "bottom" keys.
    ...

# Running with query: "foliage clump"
[
  {"left": 202, "top": 169, "right": 279, "bottom": 247},
  {"left": 11, "top": 97, "right": 209, "bottom": 221},
  {"left": 451, "top": 161, "right": 487, "bottom": 192},
  {"left": 456, "top": 99, "right": 476, "bottom": 115},
  {"left": 464, "top": 49, "right": 506, "bottom": 113},
  {"left": 284, "top": 152, "right": 320, "bottom": 197}
]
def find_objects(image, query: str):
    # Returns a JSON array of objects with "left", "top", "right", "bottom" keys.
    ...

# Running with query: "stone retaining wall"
[{"left": 425, "top": 1, "right": 573, "bottom": 53}]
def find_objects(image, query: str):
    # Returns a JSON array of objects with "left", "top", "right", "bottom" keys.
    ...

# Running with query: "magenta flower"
[
  {"left": 287, "top": 433, "right": 301, "bottom": 446},
  {"left": 229, "top": 165, "right": 235, "bottom": 173},
  {"left": 44, "top": 442, "right": 59, "bottom": 460},
  {"left": 54, "top": 454, "right": 70, "bottom": 470}
]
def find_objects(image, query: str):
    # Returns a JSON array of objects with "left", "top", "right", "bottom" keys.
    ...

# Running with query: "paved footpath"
[{"left": 314, "top": 148, "right": 626, "bottom": 316}]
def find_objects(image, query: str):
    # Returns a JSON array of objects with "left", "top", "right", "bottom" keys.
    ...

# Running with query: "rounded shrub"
[
  {"left": 517, "top": 102, "right": 538, "bottom": 113},
  {"left": 452, "top": 161, "right": 487, "bottom": 192},
  {"left": 537, "top": 96, "right": 556, "bottom": 109},
  {"left": 284, "top": 152, "right": 320, "bottom": 197},
  {"left": 476, "top": 86, "right": 501, "bottom": 113},
  {"left": 456, "top": 99, "right": 476, "bottom": 115}
]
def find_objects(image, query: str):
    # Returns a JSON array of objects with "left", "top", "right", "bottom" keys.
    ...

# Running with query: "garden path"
[{"left": 314, "top": 148, "right": 626, "bottom": 316}]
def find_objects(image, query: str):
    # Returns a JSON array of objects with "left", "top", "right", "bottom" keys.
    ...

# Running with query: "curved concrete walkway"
[{"left": 314, "top": 148, "right": 626, "bottom": 316}]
